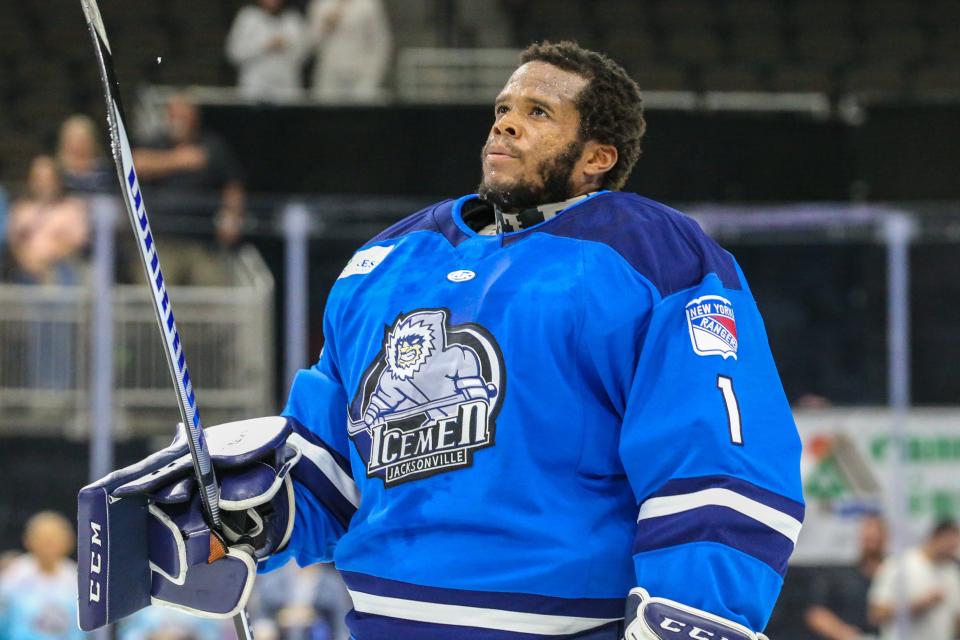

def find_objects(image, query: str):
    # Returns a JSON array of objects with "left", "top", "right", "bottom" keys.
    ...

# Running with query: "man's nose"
[{"left": 492, "top": 114, "right": 520, "bottom": 138}]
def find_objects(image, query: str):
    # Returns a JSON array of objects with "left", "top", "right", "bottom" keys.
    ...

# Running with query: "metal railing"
[
  {"left": 392, "top": 47, "right": 837, "bottom": 116},
  {"left": 0, "top": 200, "right": 274, "bottom": 438},
  {"left": 396, "top": 47, "right": 523, "bottom": 103},
  {"left": 0, "top": 283, "right": 89, "bottom": 433}
]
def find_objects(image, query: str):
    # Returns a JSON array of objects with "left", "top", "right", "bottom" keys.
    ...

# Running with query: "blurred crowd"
[
  {"left": 0, "top": 0, "right": 404, "bottom": 284},
  {"left": 0, "top": 0, "right": 400, "bottom": 272},
  {"left": 0, "top": 510, "right": 352, "bottom": 640},
  {"left": 225, "top": 0, "right": 392, "bottom": 102},
  {"left": 0, "top": 94, "right": 247, "bottom": 289},
  {"left": 764, "top": 515, "right": 960, "bottom": 640},
  {"left": 0, "top": 94, "right": 250, "bottom": 405}
]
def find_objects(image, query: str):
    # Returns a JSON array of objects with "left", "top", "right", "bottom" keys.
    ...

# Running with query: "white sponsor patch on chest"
[{"left": 339, "top": 245, "right": 395, "bottom": 279}]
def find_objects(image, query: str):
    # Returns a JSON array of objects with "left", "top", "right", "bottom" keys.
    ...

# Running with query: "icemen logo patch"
[
  {"left": 685, "top": 295, "right": 738, "bottom": 359},
  {"left": 348, "top": 308, "right": 505, "bottom": 487}
]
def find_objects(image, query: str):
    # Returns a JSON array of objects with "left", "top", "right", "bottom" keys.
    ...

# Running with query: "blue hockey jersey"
[{"left": 265, "top": 191, "right": 804, "bottom": 639}]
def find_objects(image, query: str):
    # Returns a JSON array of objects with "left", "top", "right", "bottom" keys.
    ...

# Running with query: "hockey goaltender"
[{"left": 78, "top": 41, "right": 802, "bottom": 640}]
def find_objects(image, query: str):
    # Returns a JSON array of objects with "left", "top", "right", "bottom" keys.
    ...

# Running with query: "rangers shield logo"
[
  {"left": 348, "top": 309, "right": 505, "bottom": 487},
  {"left": 685, "top": 295, "right": 738, "bottom": 359}
]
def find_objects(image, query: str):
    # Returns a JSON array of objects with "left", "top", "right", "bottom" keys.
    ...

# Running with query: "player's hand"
[{"left": 77, "top": 417, "right": 301, "bottom": 629}]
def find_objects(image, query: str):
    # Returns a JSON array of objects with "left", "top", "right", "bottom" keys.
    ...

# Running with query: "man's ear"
[{"left": 580, "top": 141, "right": 618, "bottom": 185}]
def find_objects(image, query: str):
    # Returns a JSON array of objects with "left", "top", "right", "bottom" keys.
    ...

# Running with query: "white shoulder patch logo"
[
  {"left": 685, "top": 294, "right": 738, "bottom": 359},
  {"left": 339, "top": 245, "right": 395, "bottom": 279}
]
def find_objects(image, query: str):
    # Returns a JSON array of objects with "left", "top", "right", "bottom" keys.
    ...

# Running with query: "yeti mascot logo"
[
  {"left": 386, "top": 318, "right": 434, "bottom": 379},
  {"left": 348, "top": 309, "right": 505, "bottom": 487}
]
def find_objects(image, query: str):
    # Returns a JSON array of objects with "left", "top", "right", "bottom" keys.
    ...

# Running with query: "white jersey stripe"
[
  {"left": 637, "top": 488, "right": 802, "bottom": 544},
  {"left": 348, "top": 590, "right": 620, "bottom": 636},
  {"left": 288, "top": 433, "right": 360, "bottom": 508}
]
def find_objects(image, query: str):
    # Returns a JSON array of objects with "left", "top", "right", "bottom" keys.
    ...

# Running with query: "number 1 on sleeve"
[{"left": 717, "top": 375, "right": 743, "bottom": 445}]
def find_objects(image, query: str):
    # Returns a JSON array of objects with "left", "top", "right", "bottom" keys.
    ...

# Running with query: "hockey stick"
[{"left": 78, "top": 1, "right": 252, "bottom": 637}]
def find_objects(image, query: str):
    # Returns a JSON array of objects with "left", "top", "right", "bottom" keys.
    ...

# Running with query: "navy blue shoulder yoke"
[
  {"left": 364, "top": 198, "right": 468, "bottom": 248},
  {"left": 508, "top": 191, "right": 742, "bottom": 297}
]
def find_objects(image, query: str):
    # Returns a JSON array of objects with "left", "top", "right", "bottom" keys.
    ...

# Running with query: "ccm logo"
[
  {"left": 660, "top": 618, "right": 731, "bottom": 640},
  {"left": 89, "top": 521, "right": 103, "bottom": 602}
]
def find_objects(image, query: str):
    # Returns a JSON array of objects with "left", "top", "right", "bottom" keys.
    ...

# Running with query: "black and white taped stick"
[{"left": 78, "top": 1, "right": 252, "bottom": 638}]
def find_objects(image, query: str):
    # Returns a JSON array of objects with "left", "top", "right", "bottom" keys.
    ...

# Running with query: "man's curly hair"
[{"left": 520, "top": 41, "right": 645, "bottom": 191}]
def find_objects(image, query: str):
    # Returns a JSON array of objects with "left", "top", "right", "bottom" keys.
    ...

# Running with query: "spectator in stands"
[
  {"left": 226, "top": 0, "right": 309, "bottom": 100},
  {"left": 307, "top": 0, "right": 392, "bottom": 102},
  {"left": 4, "top": 157, "right": 87, "bottom": 391},
  {"left": 869, "top": 519, "right": 960, "bottom": 640},
  {"left": 117, "top": 604, "right": 226, "bottom": 640},
  {"left": 0, "top": 512, "right": 83, "bottom": 640},
  {"left": 6, "top": 155, "right": 89, "bottom": 284},
  {"left": 56, "top": 114, "right": 113, "bottom": 194},
  {"left": 132, "top": 93, "right": 246, "bottom": 285},
  {"left": 248, "top": 560, "right": 352, "bottom": 640},
  {"left": 805, "top": 514, "right": 887, "bottom": 639}
]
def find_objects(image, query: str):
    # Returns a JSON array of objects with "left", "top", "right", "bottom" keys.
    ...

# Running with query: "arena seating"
[{"left": 1, "top": 0, "right": 959, "bottom": 183}]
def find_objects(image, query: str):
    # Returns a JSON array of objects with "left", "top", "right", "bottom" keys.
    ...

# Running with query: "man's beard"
[{"left": 478, "top": 138, "right": 585, "bottom": 213}]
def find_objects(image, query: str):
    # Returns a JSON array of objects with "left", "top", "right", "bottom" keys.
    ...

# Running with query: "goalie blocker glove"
[
  {"left": 624, "top": 588, "right": 769, "bottom": 640},
  {"left": 77, "top": 416, "right": 309, "bottom": 630}
]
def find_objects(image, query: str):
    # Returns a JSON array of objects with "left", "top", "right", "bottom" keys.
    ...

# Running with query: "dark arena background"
[{"left": 0, "top": 1, "right": 959, "bottom": 638}]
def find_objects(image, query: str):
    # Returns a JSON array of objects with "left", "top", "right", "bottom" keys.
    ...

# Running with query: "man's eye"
[
  {"left": 532, "top": 106, "right": 547, "bottom": 117},
  {"left": 495, "top": 105, "right": 508, "bottom": 115}
]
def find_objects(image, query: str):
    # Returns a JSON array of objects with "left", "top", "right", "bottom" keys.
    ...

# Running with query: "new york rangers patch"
[{"left": 685, "top": 295, "right": 738, "bottom": 359}]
